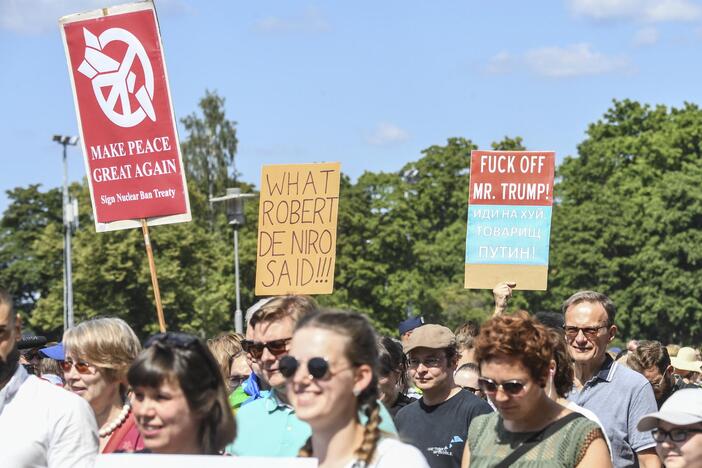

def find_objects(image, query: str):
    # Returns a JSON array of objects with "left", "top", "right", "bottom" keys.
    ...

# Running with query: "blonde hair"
[
  {"left": 249, "top": 295, "right": 319, "bottom": 329},
  {"left": 207, "top": 331, "right": 244, "bottom": 382},
  {"left": 64, "top": 317, "right": 141, "bottom": 384}
]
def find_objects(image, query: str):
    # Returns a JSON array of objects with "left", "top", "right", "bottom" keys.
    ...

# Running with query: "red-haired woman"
[{"left": 462, "top": 312, "right": 611, "bottom": 467}]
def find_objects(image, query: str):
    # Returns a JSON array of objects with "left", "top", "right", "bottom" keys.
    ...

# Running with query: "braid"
[
  {"left": 354, "top": 399, "right": 381, "bottom": 466},
  {"left": 298, "top": 436, "right": 314, "bottom": 458}
]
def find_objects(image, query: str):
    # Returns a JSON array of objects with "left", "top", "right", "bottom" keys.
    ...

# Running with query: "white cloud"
[
  {"left": 483, "top": 51, "right": 515, "bottom": 75},
  {"left": 484, "top": 43, "right": 631, "bottom": 78},
  {"left": 254, "top": 7, "right": 331, "bottom": 34},
  {"left": 0, "top": 0, "right": 190, "bottom": 35},
  {"left": 365, "top": 122, "right": 410, "bottom": 146},
  {"left": 633, "top": 27, "right": 660, "bottom": 46},
  {"left": 524, "top": 43, "right": 630, "bottom": 78},
  {"left": 569, "top": 0, "right": 702, "bottom": 22}
]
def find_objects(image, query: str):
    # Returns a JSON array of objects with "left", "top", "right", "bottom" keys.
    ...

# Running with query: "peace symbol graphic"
[{"left": 77, "top": 27, "right": 156, "bottom": 128}]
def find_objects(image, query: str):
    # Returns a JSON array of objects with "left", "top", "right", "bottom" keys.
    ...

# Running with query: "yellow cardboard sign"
[{"left": 255, "top": 162, "right": 341, "bottom": 296}]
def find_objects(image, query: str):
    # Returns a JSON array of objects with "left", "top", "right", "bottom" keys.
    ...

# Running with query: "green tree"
[
  {"left": 181, "top": 90, "right": 239, "bottom": 225},
  {"left": 0, "top": 185, "right": 63, "bottom": 329},
  {"left": 545, "top": 100, "right": 702, "bottom": 343}
]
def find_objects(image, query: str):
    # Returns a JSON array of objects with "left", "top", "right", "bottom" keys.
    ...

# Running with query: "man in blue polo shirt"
[
  {"left": 563, "top": 291, "right": 661, "bottom": 468},
  {"left": 229, "top": 295, "right": 397, "bottom": 456}
]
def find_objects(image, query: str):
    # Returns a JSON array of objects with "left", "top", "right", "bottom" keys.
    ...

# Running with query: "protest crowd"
[{"left": 1, "top": 282, "right": 701, "bottom": 468}]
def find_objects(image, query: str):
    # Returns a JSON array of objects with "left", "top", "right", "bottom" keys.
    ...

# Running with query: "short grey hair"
[{"left": 561, "top": 291, "right": 616, "bottom": 325}]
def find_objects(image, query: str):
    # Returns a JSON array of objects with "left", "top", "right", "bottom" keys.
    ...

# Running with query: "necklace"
[{"left": 99, "top": 403, "right": 130, "bottom": 438}]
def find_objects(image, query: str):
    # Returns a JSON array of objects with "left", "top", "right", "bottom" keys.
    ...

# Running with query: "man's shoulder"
[
  {"left": 20, "top": 376, "right": 87, "bottom": 408},
  {"left": 394, "top": 397, "right": 421, "bottom": 421},
  {"left": 6, "top": 375, "right": 97, "bottom": 434},
  {"left": 236, "top": 393, "right": 273, "bottom": 419},
  {"left": 608, "top": 362, "right": 651, "bottom": 391},
  {"left": 441, "top": 389, "right": 493, "bottom": 417}
]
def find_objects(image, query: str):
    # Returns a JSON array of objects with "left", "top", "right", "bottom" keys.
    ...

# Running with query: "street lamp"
[
  {"left": 52, "top": 134, "right": 79, "bottom": 331},
  {"left": 210, "top": 188, "right": 257, "bottom": 333}
]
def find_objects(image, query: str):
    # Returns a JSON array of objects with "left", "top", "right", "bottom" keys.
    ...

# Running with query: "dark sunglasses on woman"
[
  {"left": 478, "top": 377, "right": 526, "bottom": 396},
  {"left": 279, "top": 355, "right": 332, "bottom": 380}
]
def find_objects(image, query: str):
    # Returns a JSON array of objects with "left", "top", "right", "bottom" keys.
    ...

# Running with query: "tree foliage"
[{"left": 1, "top": 97, "right": 700, "bottom": 344}]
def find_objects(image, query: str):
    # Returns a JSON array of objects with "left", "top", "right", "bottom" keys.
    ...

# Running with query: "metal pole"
[
  {"left": 62, "top": 144, "right": 68, "bottom": 331},
  {"left": 233, "top": 227, "right": 243, "bottom": 334},
  {"left": 62, "top": 143, "right": 75, "bottom": 330}
]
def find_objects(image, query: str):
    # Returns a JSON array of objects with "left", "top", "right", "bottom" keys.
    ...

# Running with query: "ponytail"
[
  {"left": 354, "top": 400, "right": 381, "bottom": 466},
  {"left": 298, "top": 436, "right": 313, "bottom": 458}
]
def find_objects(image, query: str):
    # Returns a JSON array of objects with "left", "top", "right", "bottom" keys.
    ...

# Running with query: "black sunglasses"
[
  {"left": 478, "top": 377, "right": 526, "bottom": 396},
  {"left": 461, "top": 385, "right": 480, "bottom": 393},
  {"left": 144, "top": 332, "right": 199, "bottom": 349},
  {"left": 242, "top": 338, "right": 291, "bottom": 360},
  {"left": 279, "top": 355, "right": 331, "bottom": 380}
]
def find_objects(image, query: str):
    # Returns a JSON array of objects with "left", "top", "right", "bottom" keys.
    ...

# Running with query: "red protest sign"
[
  {"left": 469, "top": 151, "right": 555, "bottom": 206},
  {"left": 60, "top": 1, "right": 190, "bottom": 232}
]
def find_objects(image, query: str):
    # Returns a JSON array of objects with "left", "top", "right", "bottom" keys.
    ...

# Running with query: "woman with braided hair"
[{"left": 281, "top": 310, "right": 429, "bottom": 468}]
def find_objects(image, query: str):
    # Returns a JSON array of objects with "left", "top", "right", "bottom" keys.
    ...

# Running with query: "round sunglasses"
[
  {"left": 478, "top": 377, "right": 527, "bottom": 396},
  {"left": 279, "top": 355, "right": 335, "bottom": 380}
]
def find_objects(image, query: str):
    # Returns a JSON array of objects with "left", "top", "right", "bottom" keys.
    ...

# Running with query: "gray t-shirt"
[{"left": 567, "top": 355, "right": 656, "bottom": 468}]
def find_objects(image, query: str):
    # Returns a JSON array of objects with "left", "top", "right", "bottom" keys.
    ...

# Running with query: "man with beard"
[
  {"left": 628, "top": 341, "right": 698, "bottom": 408},
  {"left": 0, "top": 288, "right": 98, "bottom": 467}
]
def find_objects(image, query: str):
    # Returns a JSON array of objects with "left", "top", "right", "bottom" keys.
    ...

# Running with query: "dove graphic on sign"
[{"left": 77, "top": 27, "right": 156, "bottom": 128}]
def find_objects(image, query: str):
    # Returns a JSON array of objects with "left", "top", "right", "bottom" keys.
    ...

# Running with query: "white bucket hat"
[
  {"left": 671, "top": 347, "right": 702, "bottom": 373},
  {"left": 637, "top": 388, "right": 702, "bottom": 431}
]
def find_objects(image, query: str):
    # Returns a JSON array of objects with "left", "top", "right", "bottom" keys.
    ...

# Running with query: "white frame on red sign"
[{"left": 59, "top": 0, "right": 191, "bottom": 232}]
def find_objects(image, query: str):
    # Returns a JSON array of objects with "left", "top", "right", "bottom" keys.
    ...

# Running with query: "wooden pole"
[{"left": 141, "top": 219, "right": 166, "bottom": 332}]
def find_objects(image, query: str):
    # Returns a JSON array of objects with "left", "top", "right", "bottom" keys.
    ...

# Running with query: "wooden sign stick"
[{"left": 141, "top": 219, "right": 166, "bottom": 332}]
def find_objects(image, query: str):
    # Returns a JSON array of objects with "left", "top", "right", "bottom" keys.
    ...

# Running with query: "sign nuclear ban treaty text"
[
  {"left": 60, "top": 1, "right": 190, "bottom": 232},
  {"left": 256, "top": 163, "right": 341, "bottom": 296},
  {"left": 465, "top": 151, "right": 555, "bottom": 290}
]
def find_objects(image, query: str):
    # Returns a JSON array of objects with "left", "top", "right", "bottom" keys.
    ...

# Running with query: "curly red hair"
[{"left": 474, "top": 311, "right": 554, "bottom": 387}]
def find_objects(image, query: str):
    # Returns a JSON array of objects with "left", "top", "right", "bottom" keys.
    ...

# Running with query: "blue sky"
[{"left": 2, "top": 0, "right": 702, "bottom": 214}]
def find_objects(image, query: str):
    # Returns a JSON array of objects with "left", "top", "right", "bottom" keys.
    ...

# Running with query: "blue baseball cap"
[
  {"left": 39, "top": 343, "right": 64, "bottom": 361},
  {"left": 398, "top": 316, "right": 424, "bottom": 336}
]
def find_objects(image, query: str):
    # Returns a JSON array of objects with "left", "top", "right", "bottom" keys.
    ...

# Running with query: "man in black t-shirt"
[{"left": 395, "top": 324, "right": 492, "bottom": 468}]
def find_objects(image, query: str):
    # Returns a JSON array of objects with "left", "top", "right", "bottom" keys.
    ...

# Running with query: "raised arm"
[{"left": 492, "top": 281, "right": 516, "bottom": 316}]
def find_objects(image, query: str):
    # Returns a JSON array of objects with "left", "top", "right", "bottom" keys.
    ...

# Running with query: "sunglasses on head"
[
  {"left": 241, "top": 338, "right": 291, "bottom": 360},
  {"left": 60, "top": 358, "right": 93, "bottom": 374},
  {"left": 478, "top": 377, "right": 526, "bottom": 396},
  {"left": 279, "top": 355, "right": 331, "bottom": 380},
  {"left": 144, "top": 332, "right": 199, "bottom": 349}
]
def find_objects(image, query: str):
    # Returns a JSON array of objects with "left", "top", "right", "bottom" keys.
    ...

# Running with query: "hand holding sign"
[{"left": 256, "top": 163, "right": 341, "bottom": 296}]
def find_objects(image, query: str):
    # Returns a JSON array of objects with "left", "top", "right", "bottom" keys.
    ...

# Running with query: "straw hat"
[{"left": 670, "top": 347, "right": 702, "bottom": 373}]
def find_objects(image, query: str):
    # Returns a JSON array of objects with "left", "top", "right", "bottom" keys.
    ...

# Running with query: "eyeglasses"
[
  {"left": 652, "top": 428, "right": 702, "bottom": 443},
  {"left": 228, "top": 374, "right": 250, "bottom": 389},
  {"left": 60, "top": 358, "right": 94, "bottom": 374},
  {"left": 242, "top": 338, "right": 291, "bottom": 360},
  {"left": 279, "top": 355, "right": 346, "bottom": 380},
  {"left": 408, "top": 356, "right": 444, "bottom": 369},
  {"left": 563, "top": 324, "right": 609, "bottom": 339},
  {"left": 478, "top": 377, "right": 527, "bottom": 396},
  {"left": 144, "top": 332, "right": 199, "bottom": 349}
]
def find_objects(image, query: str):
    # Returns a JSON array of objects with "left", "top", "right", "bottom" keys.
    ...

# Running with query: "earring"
[{"left": 352, "top": 388, "right": 361, "bottom": 397}]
